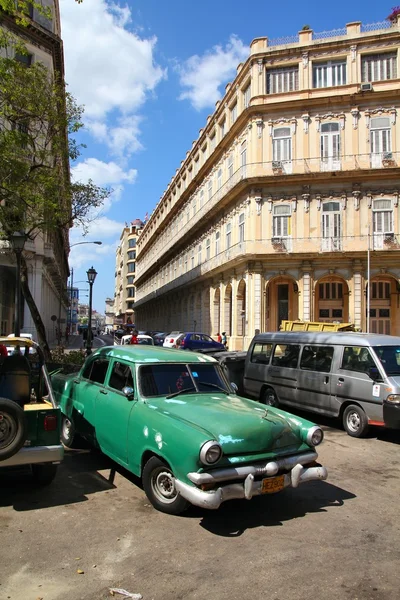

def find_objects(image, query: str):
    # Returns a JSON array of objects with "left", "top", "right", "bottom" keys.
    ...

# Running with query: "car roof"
[
  {"left": 252, "top": 331, "right": 400, "bottom": 347},
  {"left": 91, "top": 345, "right": 218, "bottom": 363}
]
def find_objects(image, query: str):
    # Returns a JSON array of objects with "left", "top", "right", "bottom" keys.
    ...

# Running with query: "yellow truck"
[{"left": 280, "top": 321, "right": 356, "bottom": 332}]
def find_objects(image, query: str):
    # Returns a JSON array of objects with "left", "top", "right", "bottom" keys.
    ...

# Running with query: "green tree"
[{"left": 0, "top": 5, "right": 109, "bottom": 360}]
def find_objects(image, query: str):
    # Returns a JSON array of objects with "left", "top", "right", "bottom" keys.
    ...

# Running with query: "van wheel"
[
  {"left": 343, "top": 404, "right": 369, "bottom": 438},
  {"left": 261, "top": 387, "right": 279, "bottom": 407},
  {"left": 31, "top": 463, "right": 58, "bottom": 486}
]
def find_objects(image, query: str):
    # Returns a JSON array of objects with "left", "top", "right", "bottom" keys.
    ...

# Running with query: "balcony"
[
  {"left": 135, "top": 234, "right": 400, "bottom": 305},
  {"left": 136, "top": 152, "right": 400, "bottom": 280}
]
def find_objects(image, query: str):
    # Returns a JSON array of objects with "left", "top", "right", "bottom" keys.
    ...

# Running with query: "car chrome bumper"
[
  {"left": 174, "top": 460, "right": 328, "bottom": 510},
  {"left": 0, "top": 445, "right": 64, "bottom": 468}
]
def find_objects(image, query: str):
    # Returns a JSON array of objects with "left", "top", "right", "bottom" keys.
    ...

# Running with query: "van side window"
[
  {"left": 251, "top": 343, "right": 272, "bottom": 364},
  {"left": 272, "top": 344, "right": 300, "bottom": 368},
  {"left": 300, "top": 345, "right": 334, "bottom": 373},
  {"left": 341, "top": 346, "right": 375, "bottom": 373}
]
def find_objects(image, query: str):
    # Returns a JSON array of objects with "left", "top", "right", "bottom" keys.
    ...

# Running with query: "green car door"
[{"left": 94, "top": 359, "right": 137, "bottom": 466}]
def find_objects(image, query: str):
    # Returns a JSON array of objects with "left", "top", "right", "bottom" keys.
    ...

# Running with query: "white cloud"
[
  {"left": 71, "top": 158, "right": 137, "bottom": 187},
  {"left": 69, "top": 220, "right": 124, "bottom": 268},
  {"left": 87, "top": 116, "right": 143, "bottom": 159},
  {"left": 177, "top": 35, "right": 249, "bottom": 111},
  {"left": 60, "top": 0, "right": 166, "bottom": 156}
]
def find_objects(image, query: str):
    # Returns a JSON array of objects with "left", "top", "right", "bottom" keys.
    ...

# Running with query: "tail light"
[
  {"left": 181, "top": 339, "right": 186, "bottom": 348},
  {"left": 44, "top": 415, "right": 57, "bottom": 432}
]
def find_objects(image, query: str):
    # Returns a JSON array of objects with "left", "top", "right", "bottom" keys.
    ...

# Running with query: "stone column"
[{"left": 353, "top": 261, "right": 363, "bottom": 330}]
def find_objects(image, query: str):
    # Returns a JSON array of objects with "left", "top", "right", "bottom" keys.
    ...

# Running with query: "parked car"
[
  {"left": 178, "top": 332, "right": 225, "bottom": 352},
  {"left": 6, "top": 333, "right": 35, "bottom": 356},
  {"left": 51, "top": 345, "right": 327, "bottom": 515},
  {"left": 153, "top": 332, "right": 168, "bottom": 346},
  {"left": 119, "top": 334, "right": 154, "bottom": 346},
  {"left": 163, "top": 331, "right": 183, "bottom": 348},
  {"left": 0, "top": 336, "right": 63, "bottom": 484}
]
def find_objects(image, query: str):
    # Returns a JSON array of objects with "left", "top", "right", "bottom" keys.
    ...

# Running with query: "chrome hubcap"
[
  {"left": 152, "top": 469, "right": 177, "bottom": 504},
  {"left": 347, "top": 411, "right": 360, "bottom": 432},
  {"left": 63, "top": 418, "right": 72, "bottom": 440},
  {"left": 0, "top": 412, "right": 17, "bottom": 450}
]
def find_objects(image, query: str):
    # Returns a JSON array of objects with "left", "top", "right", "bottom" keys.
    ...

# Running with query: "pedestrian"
[
  {"left": 221, "top": 332, "right": 228, "bottom": 349},
  {"left": 217, "top": 332, "right": 222, "bottom": 343},
  {"left": 0, "top": 343, "right": 7, "bottom": 357},
  {"left": 130, "top": 329, "right": 139, "bottom": 344}
]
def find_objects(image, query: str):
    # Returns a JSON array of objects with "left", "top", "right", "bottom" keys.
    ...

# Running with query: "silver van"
[{"left": 244, "top": 332, "right": 400, "bottom": 437}]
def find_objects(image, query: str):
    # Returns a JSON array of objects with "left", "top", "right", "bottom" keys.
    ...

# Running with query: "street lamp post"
[
  {"left": 11, "top": 231, "right": 27, "bottom": 337},
  {"left": 86, "top": 266, "right": 97, "bottom": 356},
  {"left": 68, "top": 242, "right": 102, "bottom": 335}
]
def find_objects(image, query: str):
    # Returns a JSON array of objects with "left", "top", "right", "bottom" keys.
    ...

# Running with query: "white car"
[
  {"left": 120, "top": 334, "right": 154, "bottom": 346},
  {"left": 6, "top": 333, "right": 35, "bottom": 356},
  {"left": 163, "top": 331, "right": 183, "bottom": 348}
]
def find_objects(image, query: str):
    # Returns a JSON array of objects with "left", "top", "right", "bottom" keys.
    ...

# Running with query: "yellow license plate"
[{"left": 261, "top": 474, "right": 285, "bottom": 494}]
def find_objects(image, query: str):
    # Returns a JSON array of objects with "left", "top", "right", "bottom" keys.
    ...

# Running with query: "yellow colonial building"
[{"left": 134, "top": 18, "right": 400, "bottom": 349}]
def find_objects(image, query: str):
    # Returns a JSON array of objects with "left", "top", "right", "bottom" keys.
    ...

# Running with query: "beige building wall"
[
  {"left": 113, "top": 220, "right": 144, "bottom": 328},
  {"left": 0, "top": 1, "right": 69, "bottom": 343},
  {"left": 134, "top": 18, "right": 400, "bottom": 349}
]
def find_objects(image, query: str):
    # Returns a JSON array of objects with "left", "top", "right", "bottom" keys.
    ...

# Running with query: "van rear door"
[{"left": 268, "top": 343, "right": 300, "bottom": 406}]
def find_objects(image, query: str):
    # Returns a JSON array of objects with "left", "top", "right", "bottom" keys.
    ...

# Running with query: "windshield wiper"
[
  {"left": 197, "top": 381, "right": 229, "bottom": 394},
  {"left": 166, "top": 386, "right": 196, "bottom": 399}
]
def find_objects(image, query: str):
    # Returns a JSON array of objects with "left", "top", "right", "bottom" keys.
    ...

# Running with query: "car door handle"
[
  {"left": 324, "top": 376, "right": 329, "bottom": 384},
  {"left": 338, "top": 377, "right": 344, "bottom": 383},
  {"left": 73, "top": 379, "right": 80, "bottom": 384},
  {"left": 99, "top": 389, "right": 108, "bottom": 395}
]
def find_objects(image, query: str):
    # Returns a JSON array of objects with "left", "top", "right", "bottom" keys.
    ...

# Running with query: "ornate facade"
[
  {"left": 134, "top": 18, "right": 400, "bottom": 350},
  {"left": 0, "top": 1, "right": 69, "bottom": 342}
]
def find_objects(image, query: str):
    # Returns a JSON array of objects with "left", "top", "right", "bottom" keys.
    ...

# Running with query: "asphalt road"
[
  {"left": 67, "top": 333, "right": 115, "bottom": 351},
  {"left": 1, "top": 418, "right": 400, "bottom": 600}
]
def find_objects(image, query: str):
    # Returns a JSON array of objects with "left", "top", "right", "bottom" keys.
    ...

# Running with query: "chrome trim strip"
[
  {"left": 175, "top": 463, "right": 328, "bottom": 510},
  {"left": 0, "top": 445, "right": 64, "bottom": 467},
  {"left": 187, "top": 451, "right": 318, "bottom": 485}
]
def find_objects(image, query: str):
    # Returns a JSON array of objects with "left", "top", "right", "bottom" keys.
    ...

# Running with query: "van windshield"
[{"left": 373, "top": 346, "right": 400, "bottom": 376}]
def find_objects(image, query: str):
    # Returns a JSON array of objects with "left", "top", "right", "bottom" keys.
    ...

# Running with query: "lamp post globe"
[{"left": 86, "top": 266, "right": 97, "bottom": 356}]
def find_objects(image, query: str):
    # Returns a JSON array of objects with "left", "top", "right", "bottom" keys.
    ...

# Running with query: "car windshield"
[
  {"left": 373, "top": 346, "right": 400, "bottom": 376},
  {"left": 139, "top": 363, "right": 230, "bottom": 397}
]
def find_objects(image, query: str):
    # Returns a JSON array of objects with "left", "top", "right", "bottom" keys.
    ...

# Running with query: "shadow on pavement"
[
  {"left": 0, "top": 448, "right": 117, "bottom": 511},
  {"left": 193, "top": 480, "right": 356, "bottom": 537}
]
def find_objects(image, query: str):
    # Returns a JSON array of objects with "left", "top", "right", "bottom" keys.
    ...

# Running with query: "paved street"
[
  {"left": 1, "top": 419, "right": 400, "bottom": 600},
  {"left": 66, "top": 333, "right": 115, "bottom": 352}
]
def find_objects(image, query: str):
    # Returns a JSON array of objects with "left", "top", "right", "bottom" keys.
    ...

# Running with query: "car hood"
[{"left": 156, "top": 393, "right": 304, "bottom": 455}]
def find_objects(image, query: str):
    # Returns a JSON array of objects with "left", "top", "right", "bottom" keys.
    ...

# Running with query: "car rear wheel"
[
  {"left": 260, "top": 387, "right": 279, "bottom": 407},
  {"left": 343, "top": 404, "right": 369, "bottom": 438},
  {"left": 31, "top": 463, "right": 58, "bottom": 485},
  {"left": 142, "top": 456, "right": 189, "bottom": 515},
  {"left": 61, "top": 415, "right": 80, "bottom": 448},
  {"left": 0, "top": 398, "right": 28, "bottom": 461}
]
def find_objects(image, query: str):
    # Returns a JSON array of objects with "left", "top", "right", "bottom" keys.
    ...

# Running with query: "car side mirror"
[
  {"left": 122, "top": 386, "right": 135, "bottom": 400},
  {"left": 368, "top": 367, "right": 381, "bottom": 382},
  {"left": 230, "top": 382, "right": 238, "bottom": 394}
]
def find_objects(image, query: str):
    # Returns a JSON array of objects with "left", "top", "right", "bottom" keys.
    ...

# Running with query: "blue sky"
[{"left": 60, "top": 0, "right": 387, "bottom": 313}]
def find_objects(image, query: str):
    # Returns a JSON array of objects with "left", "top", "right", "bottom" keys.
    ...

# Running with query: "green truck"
[{"left": 0, "top": 337, "right": 63, "bottom": 484}]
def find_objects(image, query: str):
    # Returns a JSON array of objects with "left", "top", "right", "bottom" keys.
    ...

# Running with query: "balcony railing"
[
  {"left": 136, "top": 234, "right": 400, "bottom": 304},
  {"left": 136, "top": 152, "right": 400, "bottom": 278}
]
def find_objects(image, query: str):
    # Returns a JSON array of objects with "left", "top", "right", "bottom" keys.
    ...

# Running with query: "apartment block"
[
  {"left": 134, "top": 18, "right": 400, "bottom": 349},
  {"left": 0, "top": 1, "right": 70, "bottom": 342},
  {"left": 113, "top": 220, "right": 144, "bottom": 328}
]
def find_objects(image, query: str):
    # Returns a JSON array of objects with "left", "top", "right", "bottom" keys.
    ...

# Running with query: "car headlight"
[
  {"left": 200, "top": 441, "right": 222, "bottom": 465},
  {"left": 386, "top": 394, "right": 400, "bottom": 404},
  {"left": 306, "top": 426, "right": 324, "bottom": 447}
]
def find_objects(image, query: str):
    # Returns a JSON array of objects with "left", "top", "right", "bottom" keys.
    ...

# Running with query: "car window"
[
  {"left": 373, "top": 346, "right": 400, "bottom": 376},
  {"left": 139, "top": 363, "right": 229, "bottom": 397},
  {"left": 203, "top": 335, "right": 212, "bottom": 343},
  {"left": 251, "top": 343, "right": 273, "bottom": 364},
  {"left": 108, "top": 361, "right": 134, "bottom": 392},
  {"left": 341, "top": 346, "right": 377, "bottom": 374},
  {"left": 81, "top": 358, "right": 109, "bottom": 384},
  {"left": 272, "top": 344, "right": 300, "bottom": 368},
  {"left": 300, "top": 345, "right": 334, "bottom": 373}
]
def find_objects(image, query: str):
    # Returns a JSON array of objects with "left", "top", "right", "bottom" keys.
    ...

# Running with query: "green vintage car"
[{"left": 51, "top": 345, "right": 328, "bottom": 514}]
